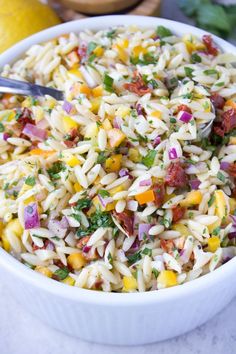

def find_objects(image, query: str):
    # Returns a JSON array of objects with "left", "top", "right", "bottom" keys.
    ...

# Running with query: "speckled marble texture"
[{"left": 1, "top": 1, "right": 236, "bottom": 353}]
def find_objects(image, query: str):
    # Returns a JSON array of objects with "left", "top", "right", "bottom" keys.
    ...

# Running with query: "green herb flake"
[
  {"left": 87, "top": 41, "right": 97, "bottom": 55},
  {"left": 103, "top": 73, "right": 114, "bottom": 93},
  {"left": 71, "top": 213, "right": 82, "bottom": 222},
  {"left": 25, "top": 176, "right": 36, "bottom": 186},
  {"left": 142, "top": 248, "right": 152, "bottom": 256},
  {"left": 127, "top": 251, "right": 142, "bottom": 265},
  {"left": 212, "top": 226, "right": 221, "bottom": 236},
  {"left": 208, "top": 194, "right": 215, "bottom": 207},
  {"left": 170, "top": 117, "right": 176, "bottom": 124},
  {"left": 97, "top": 151, "right": 107, "bottom": 164},
  {"left": 215, "top": 82, "right": 224, "bottom": 87},
  {"left": 217, "top": 171, "right": 226, "bottom": 183},
  {"left": 54, "top": 268, "right": 69, "bottom": 281},
  {"left": 0, "top": 123, "right": 4, "bottom": 132},
  {"left": 74, "top": 198, "right": 92, "bottom": 211},
  {"left": 203, "top": 69, "right": 218, "bottom": 75},
  {"left": 107, "top": 29, "right": 116, "bottom": 39},
  {"left": 98, "top": 189, "right": 110, "bottom": 198},
  {"left": 47, "top": 161, "right": 66, "bottom": 180},
  {"left": 156, "top": 25, "right": 172, "bottom": 38},
  {"left": 142, "top": 150, "right": 157, "bottom": 168},
  {"left": 108, "top": 252, "right": 113, "bottom": 264},
  {"left": 191, "top": 53, "right": 202, "bottom": 63},
  {"left": 152, "top": 268, "right": 159, "bottom": 278}
]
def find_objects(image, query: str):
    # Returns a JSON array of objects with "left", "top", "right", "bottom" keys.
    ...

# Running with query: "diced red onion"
[
  {"left": 153, "top": 136, "right": 161, "bottom": 147},
  {"left": 48, "top": 219, "right": 67, "bottom": 238},
  {"left": 136, "top": 103, "right": 143, "bottom": 115},
  {"left": 62, "top": 101, "right": 74, "bottom": 114},
  {"left": 139, "top": 178, "right": 152, "bottom": 186},
  {"left": 138, "top": 223, "right": 152, "bottom": 240},
  {"left": 2, "top": 132, "right": 10, "bottom": 141},
  {"left": 228, "top": 232, "right": 236, "bottom": 239},
  {"left": 178, "top": 110, "right": 192, "bottom": 123},
  {"left": 189, "top": 179, "right": 201, "bottom": 190},
  {"left": 24, "top": 203, "right": 40, "bottom": 230},
  {"left": 83, "top": 245, "right": 91, "bottom": 253},
  {"left": 129, "top": 237, "right": 140, "bottom": 252},
  {"left": 98, "top": 194, "right": 114, "bottom": 207},
  {"left": 168, "top": 147, "right": 178, "bottom": 160},
  {"left": 230, "top": 215, "right": 236, "bottom": 225},
  {"left": 60, "top": 216, "right": 69, "bottom": 229},
  {"left": 118, "top": 168, "right": 132, "bottom": 179},
  {"left": 113, "top": 116, "right": 123, "bottom": 129},
  {"left": 220, "top": 161, "right": 230, "bottom": 171},
  {"left": 36, "top": 119, "right": 49, "bottom": 130},
  {"left": 22, "top": 123, "right": 47, "bottom": 142}
]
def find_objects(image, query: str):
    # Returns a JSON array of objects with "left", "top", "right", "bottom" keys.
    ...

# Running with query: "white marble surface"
[{"left": 1, "top": 1, "right": 236, "bottom": 353}]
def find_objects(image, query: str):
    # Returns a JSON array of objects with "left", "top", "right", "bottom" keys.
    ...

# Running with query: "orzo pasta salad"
[{"left": 0, "top": 25, "right": 236, "bottom": 292}]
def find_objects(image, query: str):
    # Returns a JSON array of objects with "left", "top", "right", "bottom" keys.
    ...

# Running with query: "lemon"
[{"left": 0, "top": 0, "right": 60, "bottom": 53}]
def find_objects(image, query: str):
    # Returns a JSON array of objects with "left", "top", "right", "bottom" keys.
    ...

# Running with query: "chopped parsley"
[
  {"left": 127, "top": 251, "right": 142, "bottom": 265},
  {"left": 142, "top": 150, "right": 157, "bottom": 168},
  {"left": 152, "top": 268, "right": 159, "bottom": 278},
  {"left": 170, "top": 117, "right": 176, "bottom": 124},
  {"left": 156, "top": 25, "right": 172, "bottom": 38},
  {"left": 0, "top": 123, "right": 4, "bottom": 132},
  {"left": 47, "top": 161, "right": 66, "bottom": 180},
  {"left": 108, "top": 252, "right": 113, "bottom": 264},
  {"left": 203, "top": 69, "right": 218, "bottom": 76},
  {"left": 98, "top": 189, "right": 110, "bottom": 198},
  {"left": 87, "top": 41, "right": 97, "bottom": 55},
  {"left": 54, "top": 268, "right": 69, "bottom": 280},
  {"left": 71, "top": 213, "right": 82, "bottom": 222},
  {"left": 191, "top": 53, "right": 202, "bottom": 63},
  {"left": 76, "top": 209, "right": 115, "bottom": 238},
  {"left": 212, "top": 226, "right": 221, "bottom": 236},
  {"left": 103, "top": 73, "right": 114, "bottom": 92},
  {"left": 107, "top": 29, "right": 116, "bottom": 39},
  {"left": 130, "top": 53, "right": 158, "bottom": 66},
  {"left": 142, "top": 248, "right": 152, "bottom": 256},
  {"left": 97, "top": 151, "right": 107, "bottom": 164},
  {"left": 184, "top": 67, "right": 194, "bottom": 78},
  {"left": 208, "top": 194, "right": 215, "bottom": 207},
  {"left": 215, "top": 81, "right": 224, "bottom": 87},
  {"left": 25, "top": 176, "right": 36, "bottom": 186},
  {"left": 217, "top": 171, "right": 226, "bottom": 183},
  {"left": 74, "top": 198, "right": 92, "bottom": 211}
]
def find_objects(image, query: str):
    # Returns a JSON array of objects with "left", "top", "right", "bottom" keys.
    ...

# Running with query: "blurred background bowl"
[{"left": 59, "top": 0, "right": 141, "bottom": 14}]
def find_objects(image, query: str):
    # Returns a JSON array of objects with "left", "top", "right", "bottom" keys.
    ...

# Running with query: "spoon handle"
[{"left": 0, "top": 77, "right": 64, "bottom": 100}]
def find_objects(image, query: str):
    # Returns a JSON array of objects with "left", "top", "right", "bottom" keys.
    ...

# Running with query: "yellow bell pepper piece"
[
  {"left": 29, "top": 149, "right": 56, "bottom": 158},
  {"left": 63, "top": 155, "right": 81, "bottom": 167},
  {"left": 116, "top": 106, "right": 130, "bottom": 118},
  {"left": 24, "top": 196, "right": 36, "bottom": 205},
  {"left": 229, "top": 198, "right": 236, "bottom": 213},
  {"left": 67, "top": 253, "right": 87, "bottom": 270},
  {"left": 229, "top": 137, "right": 236, "bottom": 145},
  {"left": 128, "top": 148, "right": 141, "bottom": 163},
  {"left": 123, "top": 276, "right": 137, "bottom": 292},
  {"left": 62, "top": 276, "right": 75, "bottom": 286},
  {"left": 84, "top": 122, "right": 98, "bottom": 138},
  {"left": 68, "top": 68, "right": 82, "bottom": 78},
  {"left": 90, "top": 98, "right": 101, "bottom": 114},
  {"left": 80, "top": 84, "right": 91, "bottom": 96},
  {"left": 4, "top": 219, "right": 23, "bottom": 238},
  {"left": 109, "top": 185, "right": 124, "bottom": 197},
  {"left": 93, "top": 46, "right": 104, "bottom": 56},
  {"left": 92, "top": 85, "right": 103, "bottom": 97},
  {"left": 207, "top": 236, "right": 221, "bottom": 253},
  {"left": 63, "top": 116, "right": 78, "bottom": 132},
  {"left": 1, "top": 233, "right": 10, "bottom": 252},
  {"left": 135, "top": 190, "right": 155, "bottom": 205},
  {"left": 74, "top": 182, "right": 83, "bottom": 193},
  {"left": 172, "top": 223, "right": 189, "bottom": 237},
  {"left": 214, "top": 190, "right": 228, "bottom": 219},
  {"left": 92, "top": 195, "right": 115, "bottom": 211},
  {"left": 113, "top": 44, "right": 128, "bottom": 64},
  {"left": 157, "top": 270, "right": 177, "bottom": 288},
  {"left": 107, "top": 128, "right": 126, "bottom": 148},
  {"left": 35, "top": 266, "right": 52, "bottom": 278},
  {"left": 105, "top": 154, "right": 122, "bottom": 173},
  {"left": 102, "top": 118, "right": 112, "bottom": 131},
  {"left": 132, "top": 45, "right": 147, "bottom": 57},
  {"left": 180, "top": 191, "right": 202, "bottom": 207},
  {"left": 151, "top": 110, "right": 162, "bottom": 119}
]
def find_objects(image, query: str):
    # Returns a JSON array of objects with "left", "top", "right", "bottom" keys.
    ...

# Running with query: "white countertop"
[{"left": 1, "top": 1, "right": 236, "bottom": 353}]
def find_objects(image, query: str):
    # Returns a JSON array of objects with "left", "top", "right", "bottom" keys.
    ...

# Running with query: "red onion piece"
[
  {"left": 168, "top": 147, "right": 178, "bottom": 160},
  {"left": 113, "top": 116, "right": 123, "bottom": 129},
  {"left": 138, "top": 223, "right": 152, "bottom": 240},
  {"left": 228, "top": 232, "right": 236, "bottom": 239},
  {"left": 22, "top": 123, "right": 47, "bottom": 142},
  {"left": 98, "top": 194, "right": 114, "bottom": 207},
  {"left": 118, "top": 168, "right": 132, "bottom": 179},
  {"left": 220, "top": 161, "right": 230, "bottom": 171},
  {"left": 62, "top": 101, "right": 73, "bottom": 114},
  {"left": 178, "top": 110, "right": 192, "bottom": 123},
  {"left": 153, "top": 136, "right": 161, "bottom": 147},
  {"left": 83, "top": 245, "right": 91, "bottom": 253},
  {"left": 3, "top": 133, "right": 10, "bottom": 141},
  {"left": 230, "top": 215, "right": 236, "bottom": 225},
  {"left": 136, "top": 103, "right": 143, "bottom": 115},
  {"left": 37, "top": 119, "right": 49, "bottom": 130},
  {"left": 24, "top": 203, "right": 40, "bottom": 230},
  {"left": 189, "top": 179, "right": 201, "bottom": 190},
  {"left": 139, "top": 178, "right": 152, "bottom": 186}
]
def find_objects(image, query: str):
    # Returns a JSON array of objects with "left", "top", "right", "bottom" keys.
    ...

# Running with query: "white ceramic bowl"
[{"left": 0, "top": 15, "right": 236, "bottom": 346}]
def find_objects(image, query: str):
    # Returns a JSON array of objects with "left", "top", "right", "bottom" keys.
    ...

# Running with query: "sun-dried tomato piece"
[
  {"left": 210, "top": 93, "right": 225, "bottom": 110},
  {"left": 64, "top": 128, "right": 80, "bottom": 147},
  {"left": 17, "top": 108, "right": 34, "bottom": 127},
  {"left": 228, "top": 163, "right": 236, "bottom": 178},
  {"left": 114, "top": 211, "right": 134, "bottom": 236},
  {"left": 202, "top": 34, "right": 218, "bottom": 56},
  {"left": 78, "top": 44, "right": 87, "bottom": 63},
  {"left": 153, "top": 183, "right": 165, "bottom": 208},
  {"left": 124, "top": 71, "right": 151, "bottom": 96},
  {"left": 76, "top": 236, "right": 91, "bottom": 249},
  {"left": 160, "top": 240, "right": 175, "bottom": 255},
  {"left": 172, "top": 206, "right": 186, "bottom": 223},
  {"left": 214, "top": 109, "right": 236, "bottom": 137},
  {"left": 165, "top": 162, "right": 188, "bottom": 188},
  {"left": 176, "top": 104, "right": 192, "bottom": 114}
]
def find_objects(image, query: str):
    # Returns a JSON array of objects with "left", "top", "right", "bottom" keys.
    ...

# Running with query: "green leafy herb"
[
  {"left": 54, "top": 268, "right": 69, "bottom": 280},
  {"left": 130, "top": 53, "right": 158, "bottom": 66},
  {"left": 87, "top": 41, "right": 97, "bottom": 55},
  {"left": 108, "top": 252, "right": 113, "bottom": 264},
  {"left": 215, "top": 82, "right": 224, "bottom": 87},
  {"left": 142, "top": 248, "right": 152, "bottom": 256},
  {"left": 74, "top": 198, "right": 92, "bottom": 211},
  {"left": 90, "top": 209, "right": 114, "bottom": 229},
  {"left": 184, "top": 67, "right": 194, "bottom": 78},
  {"left": 148, "top": 79, "right": 159, "bottom": 89},
  {"left": 212, "top": 226, "right": 221, "bottom": 236},
  {"left": 88, "top": 54, "right": 97, "bottom": 63},
  {"left": 156, "top": 25, "right": 172, "bottom": 38},
  {"left": 127, "top": 251, "right": 142, "bottom": 265},
  {"left": 208, "top": 194, "right": 215, "bottom": 207},
  {"left": 47, "top": 161, "right": 66, "bottom": 180},
  {"left": 107, "top": 29, "right": 116, "bottom": 39},
  {"left": 0, "top": 123, "right": 4, "bottom": 132},
  {"left": 97, "top": 151, "right": 107, "bottom": 164},
  {"left": 71, "top": 213, "right": 82, "bottom": 222},
  {"left": 98, "top": 189, "right": 110, "bottom": 198},
  {"left": 152, "top": 268, "right": 159, "bottom": 278},
  {"left": 203, "top": 69, "right": 218, "bottom": 75},
  {"left": 25, "top": 176, "right": 36, "bottom": 186},
  {"left": 142, "top": 150, "right": 157, "bottom": 168},
  {"left": 200, "top": 138, "right": 216, "bottom": 152},
  {"left": 76, "top": 229, "right": 90, "bottom": 238},
  {"left": 191, "top": 53, "right": 202, "bottom": 63},
  {"left": 3, "top": 182, "right": 9, "bottom": 190},
  {"left": 103, "top": 73, "right": 114, "bottom": 92},
  {"left": 170, "top": 117, "right": 176, "bottom": 124},
  {"left": 217, "top": 171, "right": 226, "bottom": 182}
]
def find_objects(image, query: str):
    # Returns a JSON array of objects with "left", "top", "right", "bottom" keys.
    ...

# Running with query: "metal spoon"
[
  {"left": 0, "top": 76, "right": 64, "bottom": 101},
  {"left": 0, "top": 76, "right": 215, "bottom": 138}
]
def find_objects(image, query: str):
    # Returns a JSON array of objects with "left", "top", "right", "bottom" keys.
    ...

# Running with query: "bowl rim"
[{"left": 0, "top": 15, "right": 236, "bottom": 305}]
